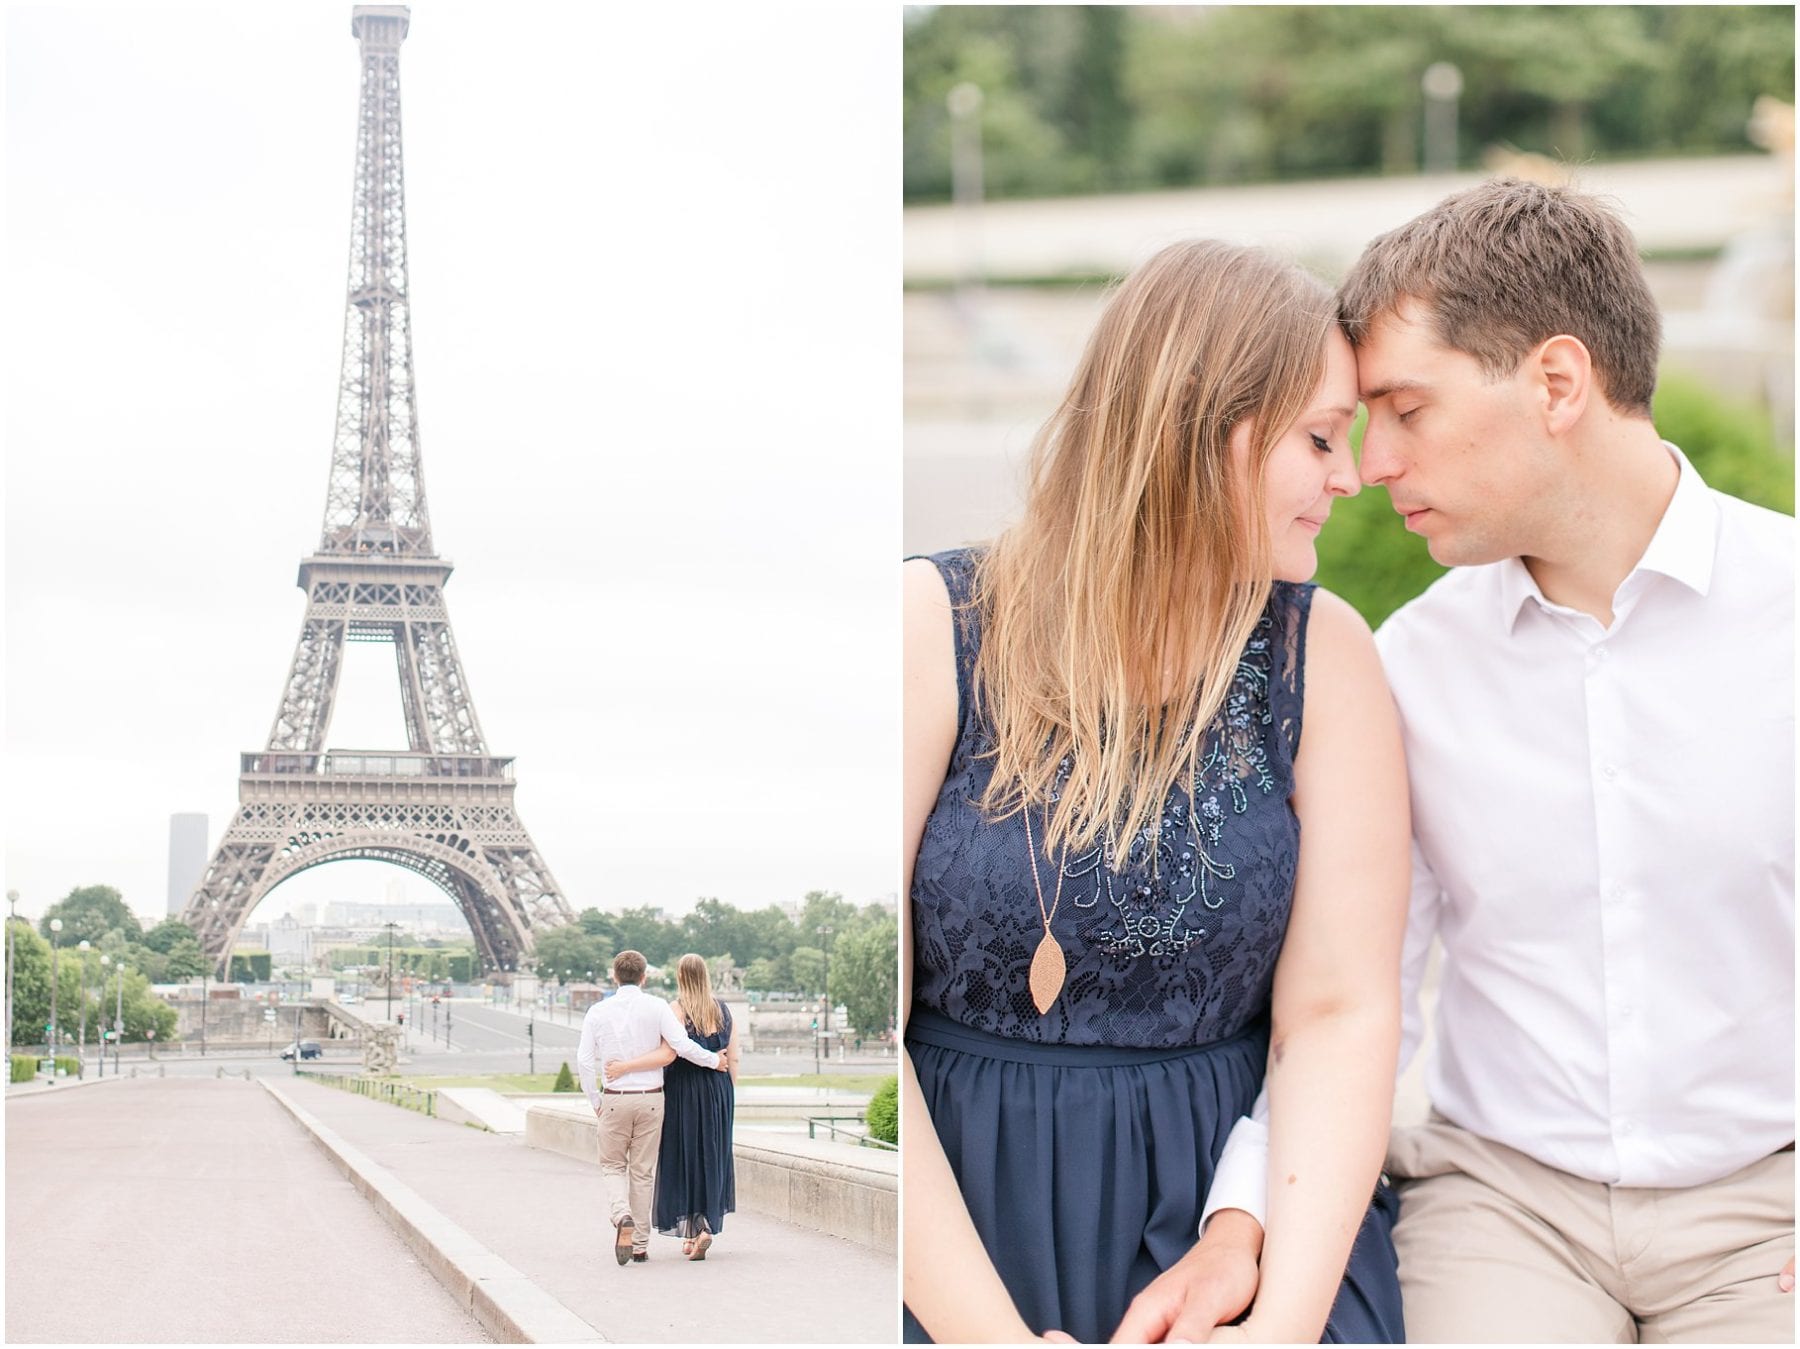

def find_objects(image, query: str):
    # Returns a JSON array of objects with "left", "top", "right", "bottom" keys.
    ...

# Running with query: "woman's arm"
[
  {"left": 1236, "top": 589, "right": 1409, "bottom": 1343},
  {"left": 604, "top": 1042, "right": 677, "bottom": 1081},
  {"left": 727, "top": 1007, "right": 741, "bottom": 1084},
  {"left": 899, "top": 559, "right": 1046, "bottom": 1344}
]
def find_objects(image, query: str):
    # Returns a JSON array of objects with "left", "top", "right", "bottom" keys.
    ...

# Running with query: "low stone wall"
[{"left": 524, "top": 1101, "right": 895, "bottom": 1253}]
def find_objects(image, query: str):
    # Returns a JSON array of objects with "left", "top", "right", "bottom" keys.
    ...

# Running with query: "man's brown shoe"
[
  {"left": 630, "top": 1251, "right": 648, "bottom": 1262},
  {"left": 614, "top": 1217, "right": 635, "bottom": 1265}
]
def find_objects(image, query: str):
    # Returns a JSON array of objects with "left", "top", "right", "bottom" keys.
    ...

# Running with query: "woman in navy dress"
[
  {"left": 607, "top": 953, "right": 737, "bottom": 1260},
  {"left": 903, "top": 241, "right": 1410, "bottom": 1343}
]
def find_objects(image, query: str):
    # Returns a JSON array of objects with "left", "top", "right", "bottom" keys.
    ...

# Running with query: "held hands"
[
  {"left": 1781, "top": 1256, "right": 1795, "bottom": 1294},
  {"left": 1109, "top": 1210, "right": 1262, "bottom": 1344}
]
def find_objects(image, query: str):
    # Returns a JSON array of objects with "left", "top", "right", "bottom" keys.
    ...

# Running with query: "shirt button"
[
  {"left": 1602, "top": 763, "right": 1619, "bottom": 780},
  {"left": 1617, "top": 1004, "right": 1633, "bottom": 1019},
  {"left": 1595, "top": 646, "right": 1611, "bottom": 661},
  {"left": 1618, "top": 1119, "right": 1635, "bottom": 1136}
]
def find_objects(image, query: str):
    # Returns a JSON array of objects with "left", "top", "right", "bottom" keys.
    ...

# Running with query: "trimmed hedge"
[
  {"left": 11, "top": 1054, "right": 80, "bottom": 1082},
  {"left": 553, "top": 1061, "right": 577, "bottom": 1093},
  {"left": 865, "top": 1075, "right": 899, "bottom": 1145}
]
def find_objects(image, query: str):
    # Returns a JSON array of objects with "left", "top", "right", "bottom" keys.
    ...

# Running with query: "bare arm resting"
[
  {"left": 1242, "top": 589, "right": 1409, "bottom": 1342},
  {"left": 900, "top": 558, "right": 1048, "bottom": 1343}
]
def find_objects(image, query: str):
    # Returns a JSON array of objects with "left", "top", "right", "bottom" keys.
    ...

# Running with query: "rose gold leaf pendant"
[{"left": 1028, "top": 931, "right": 1067, "bottom": 1015}]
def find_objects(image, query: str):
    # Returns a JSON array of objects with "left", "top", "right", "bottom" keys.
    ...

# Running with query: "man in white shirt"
[
  {"left": 1125, "top": 180, "right": 1794, "bottom": 1342},
  {"left": 576, "top": 949, "right": 724, "bottom": 1264}
]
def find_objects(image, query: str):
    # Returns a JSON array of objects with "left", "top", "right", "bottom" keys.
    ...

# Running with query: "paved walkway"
[
  {"left": 5, "top": 1078, "right": 489, "bottom": 1343},
  {"left": 271, "top": 1074, "right": 895, "bottom": 1343}
]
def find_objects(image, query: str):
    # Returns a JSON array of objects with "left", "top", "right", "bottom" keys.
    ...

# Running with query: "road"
[{"left": 4, "top": 1078, "right": 489, "bottom": 1343}]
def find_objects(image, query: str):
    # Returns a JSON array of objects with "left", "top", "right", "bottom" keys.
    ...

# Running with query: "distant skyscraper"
[{"left": 168, "top": 813, "right": 209, "bottom": 916}]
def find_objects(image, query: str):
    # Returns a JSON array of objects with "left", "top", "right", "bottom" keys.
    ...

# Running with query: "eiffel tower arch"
[{"left": 183, "top": 5, "right": 572, "bottom": 977}]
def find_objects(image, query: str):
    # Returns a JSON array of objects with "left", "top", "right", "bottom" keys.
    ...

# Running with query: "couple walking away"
[
  {"left": 577, "top": 950, "right": 739, "bottom": 1265},
  {"left": 902, "top": 179, "right": 1794, "bottom": 1343}
]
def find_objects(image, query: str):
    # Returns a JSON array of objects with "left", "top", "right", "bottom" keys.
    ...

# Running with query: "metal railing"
[
  {"left": 296, "top": 1070, "right": 436, "bottom": 1117},
  {"left": 240, "top": 751, "right": 515, "bottom": 781},
  {"left": 805, "top": 1113, "right": 897, "bottom": 1150}
]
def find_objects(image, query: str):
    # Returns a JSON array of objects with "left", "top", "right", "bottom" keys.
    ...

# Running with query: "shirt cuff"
[{"left": 1199, "top": 1114, "right": 1269, "bottom": 1232}]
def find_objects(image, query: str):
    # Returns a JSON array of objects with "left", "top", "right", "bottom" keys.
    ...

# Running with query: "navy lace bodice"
[{"left": 910, "top": 548, "right": 1315, "bottom": 1047}]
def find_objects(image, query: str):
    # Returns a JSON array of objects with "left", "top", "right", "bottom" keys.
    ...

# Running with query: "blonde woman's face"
[{"left": 1233, "top": 328, "right": 1363, "bottom": 582}]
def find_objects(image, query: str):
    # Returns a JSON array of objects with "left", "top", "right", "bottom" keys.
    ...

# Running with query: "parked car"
[
  {"left": 279, "top": 1041, "right": 323, "bottom": 1061},
  {"left": 339, "top": 994, "right": 360, "bottom": 1005}
]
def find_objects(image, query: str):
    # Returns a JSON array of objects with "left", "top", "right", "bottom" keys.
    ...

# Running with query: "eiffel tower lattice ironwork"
[{"left": 183, "top": 5, "right": 572, "bottom": 977}]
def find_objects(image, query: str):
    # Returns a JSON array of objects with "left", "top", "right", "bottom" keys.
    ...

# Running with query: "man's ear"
[{"left": 1533, "top": 334, "right": 1592, "bottom": 435}]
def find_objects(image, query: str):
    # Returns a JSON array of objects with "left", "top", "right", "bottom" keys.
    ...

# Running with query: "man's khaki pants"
[
  {"left": 597, "top": 1091, "right": 664, "bottom": 1254},
  {"left": 1388, "top": 1115, "right": 1795, "bottom": 1343}
]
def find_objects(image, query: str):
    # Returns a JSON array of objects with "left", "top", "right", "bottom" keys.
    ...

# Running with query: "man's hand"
[
  {"left": 1779, "top": 1256, "right": 1794, "bottom": 1294},
  {"left": 715, "top": 1056, "right": 729, "bottom": 1072},
  {"left": 1109, "top": 1210, "right": 1262, "bottom": 1344}
]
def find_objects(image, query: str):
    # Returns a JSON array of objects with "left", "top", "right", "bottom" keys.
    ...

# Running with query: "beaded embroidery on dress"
[{"left": 910, "top": 547, "right": 1314, "bottom": 1048}]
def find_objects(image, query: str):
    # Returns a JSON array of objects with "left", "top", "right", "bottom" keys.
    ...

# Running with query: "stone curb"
[
  {"left": 261, "top": 1080, "right": 605, "bottom": 1344},
  {"left": 5, "top": 1074, "right": 131, "bottom": 1099}
]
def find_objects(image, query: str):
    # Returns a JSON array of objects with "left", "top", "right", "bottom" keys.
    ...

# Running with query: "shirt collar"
[
  {"left": 613, "top": 984, "right": 640, "bottom": 999},
  {"left": 1495, "top": 441, "right": 1718, "bottom": 632}
]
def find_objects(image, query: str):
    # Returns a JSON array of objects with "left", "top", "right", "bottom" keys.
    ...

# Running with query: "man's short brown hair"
[
  {"left": 612, "top": 950, "right": 647, "bottom": 985},
  {"left": 1337, "top": 177, "right": 1661, "bottom": 417}
]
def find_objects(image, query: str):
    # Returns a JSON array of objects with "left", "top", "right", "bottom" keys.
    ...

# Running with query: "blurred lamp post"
[
  {"left": 1422, "top": 62, "right": 1464, "bottom": 175},
  {"left": 947, "top": 81, "right": 987, "bottom": 309},
  {"left": 99, "top": 954, "right": 111, "bottom": 1078},
  {"left": 76, "top": 940, "right": 91, "bottom": 1075},
  {"left": 114, "top": 964, "right": 126, "bottom": 1075},
  {"left": 5, "top": 890, "right": 17, "bottom": 1056},
  {"left": 47, "top": 918, "right": 63, "bottom": 1063}
]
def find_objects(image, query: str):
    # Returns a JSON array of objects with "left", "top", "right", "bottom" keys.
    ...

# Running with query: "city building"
[{"left": 166, "top": 813, "right": 208, "bottom": 915}]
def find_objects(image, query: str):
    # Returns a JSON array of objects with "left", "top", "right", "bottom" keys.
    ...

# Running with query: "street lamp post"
[
  {"left": 114, "top": 965, "right": 125, "bottom": 1075},
  {"left": 75, "top": 940, "right": 91, "bottom": 1076},
  {"left": 98, "top": 954, "right": 110, "bottom": 1078},
  {"left": 819, "top": 924, "right": 834, "bottom": 1071},
  {"left": 5, "top": 890, "right": 17, "bottom": 1060},
  {"left": 47, "top": 917, "right": 63, "bottom": 1065},
  {"left": 384, "top": 922, "right": 398, "bottom": 1027},
  {"left": 200, "top": 959, "right": 208, "bottom": 1056}
]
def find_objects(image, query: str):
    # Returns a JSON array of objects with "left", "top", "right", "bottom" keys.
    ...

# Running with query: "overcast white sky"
[{"left": 4, "top": 2, "right": 899, "bottom": 928}]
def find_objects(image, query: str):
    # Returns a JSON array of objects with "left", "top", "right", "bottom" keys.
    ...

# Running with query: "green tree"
[
  {"left": 798, "top": 891, "right": 859, "bottom": 953},
  {"left": 614, "top": 906, "right": 682, "bottom": 966},
  {"left": 575, "top": 907, "right": 623, "bottom": 951},
  {"left": 553, "top": 1061, "right": 577, "bottom": 1092},
  {"left": 744, "top": 956, "right": 788, "bottom": 993},
  {"left": 40, "top": 885, "right": 142, "bottom": 947},
  {"left": 790, "top": 946, "right": 826, "bottom": 997},
  {"left": 142, "top": 917, "right": 196, "bottom": 954},
  {"left": 8, "top": 920, "right": 101, "bottom": 1049},
  {"left": 532, "top": 924, "right": 607, "bottom": 984},
  {"left": 830, "top": 918, "right": 899, "bottom": 1039}
]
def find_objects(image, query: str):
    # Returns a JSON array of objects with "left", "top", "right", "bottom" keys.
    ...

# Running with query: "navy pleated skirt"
[{"left": 903, "top": 1008, "right": 1403, "bottom": 1344}]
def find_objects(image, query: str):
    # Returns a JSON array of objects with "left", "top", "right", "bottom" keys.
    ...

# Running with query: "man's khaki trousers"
[
  {"left": 1388, "top": 1115, "right": 1794, "bottom": 1343},
  {"left": 597, "top": 1091, "right": 664, "bottom": 1254}
]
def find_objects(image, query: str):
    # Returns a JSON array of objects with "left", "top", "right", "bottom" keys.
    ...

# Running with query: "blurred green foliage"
[
  {"left": 904, "top": 6, "right": 1794, "bottom": 201},
  {"left": 1316, "top": 375, "right": 1794, "bottom": 629}
]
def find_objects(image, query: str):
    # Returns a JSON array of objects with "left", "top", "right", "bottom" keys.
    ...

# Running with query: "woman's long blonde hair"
[
  {"left": 675, "top": 953, "right": 721, "bottom": 1037},
  {"left": 972, "top": 239, "right": 1335, "bottom": 857}
]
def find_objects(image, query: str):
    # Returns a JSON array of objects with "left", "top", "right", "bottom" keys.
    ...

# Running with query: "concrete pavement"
[
  {"left": 4, "top": 1077, "right": 489, "bottom": 1343},
  {"left": 271, "top": 1073, "right": 895, "bottom": 1342}
]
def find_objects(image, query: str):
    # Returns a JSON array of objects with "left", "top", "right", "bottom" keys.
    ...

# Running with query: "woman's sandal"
[{"left": 688, "top": 1231, "right": 713, "bottom": 1261}]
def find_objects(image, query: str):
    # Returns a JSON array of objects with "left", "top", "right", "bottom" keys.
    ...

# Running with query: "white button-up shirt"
[
  {"left": 575, "top": 983, "right": 720, "bottom": 1111},
  {"left": 1205, "top": 444, "right": 1794, "bottom": 1223}
]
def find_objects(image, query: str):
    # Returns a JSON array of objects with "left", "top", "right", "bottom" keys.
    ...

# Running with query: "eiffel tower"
[{"left": 183, "top": 5, "right": 572, "bottom": 977}]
